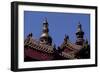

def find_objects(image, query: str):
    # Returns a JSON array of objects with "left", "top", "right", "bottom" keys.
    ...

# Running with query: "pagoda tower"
[
  {"left": 76, "top": 22, "right": 84, "bottom": 45},
  {"left": 39, "top": 18, "right": 52, "bottom": 46}
]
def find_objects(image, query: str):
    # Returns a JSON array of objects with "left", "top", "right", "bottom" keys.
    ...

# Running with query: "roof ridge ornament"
[{"left": 43, "top": 17, "right": 48, "bottom": 24}]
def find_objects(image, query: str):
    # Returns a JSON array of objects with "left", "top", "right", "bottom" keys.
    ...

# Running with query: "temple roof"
[
  {"left": 60, "top": 39, "right": 82, "bottom": 50},
  {"left": 67, "top": 41, "right": 82, "bottom": 50},
  {"left": 24, "top": 36, "right": 54, "bottom": 54},
  {"left": 59, "top": 39, "right": 83, "bottom": 58},
  {"left": 24, "top": 21, "right": 90, "bottom": 60},
  {"left": 24, "top": 34, "right": 83, "bottom": 59}
]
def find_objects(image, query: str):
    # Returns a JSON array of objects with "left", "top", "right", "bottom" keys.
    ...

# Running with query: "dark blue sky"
[{"left": 24, "top": 11, "right": 90, "bottom": 46}]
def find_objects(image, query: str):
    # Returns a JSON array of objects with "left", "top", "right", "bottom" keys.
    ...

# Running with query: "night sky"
[{"left": 24, "top": 11, "right": 90, "bottom": 47}]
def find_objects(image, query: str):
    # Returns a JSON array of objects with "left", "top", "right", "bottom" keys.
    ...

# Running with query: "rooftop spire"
[
  {"left": 41, "top": 17, "right": 49, "bottom": 37},
  {"left": 43, "top": 17, "right": 48, "bottom": 24},
  {"left": 77, "top": 22, "right": 83, "bottom": 32},
  {"left": 40, "top": 17, "right": 52, "bottom": 45},
  {"left": 76, "top": 22, "right": 84, "bottom": 45}
]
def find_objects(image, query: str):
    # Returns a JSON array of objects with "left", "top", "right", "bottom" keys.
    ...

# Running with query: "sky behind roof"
[{"left": 24, "top": 11, "right": 90, "bottom": 47}]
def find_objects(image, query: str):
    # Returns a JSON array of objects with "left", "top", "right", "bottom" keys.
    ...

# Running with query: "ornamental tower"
[
  {"left": 76, "top": 22, "right": 84, "bottom": 45},
  {"left": 39, "top": 18, "right": 52, "bottom": 46}
]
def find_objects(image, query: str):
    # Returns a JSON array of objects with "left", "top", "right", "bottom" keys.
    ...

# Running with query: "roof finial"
[
  {"left": 77, "top": 21, "right": 82, "bottom": 32},
  {"left": 27, "top": 33, "right": 33, "bottom": 38},
  {"left": 43, "top": 17, "right": 48, "bottom": 24},
  {"left": 64, "top": 34, "right": 69, "bottom": 42},
  {"left": 78, "top": 21, "right": 81, "bottom": 28}
]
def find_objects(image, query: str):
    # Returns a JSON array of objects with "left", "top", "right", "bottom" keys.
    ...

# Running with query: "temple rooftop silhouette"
[{"left": 24, "top": 18, "right": 90, "bottom": 61}]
